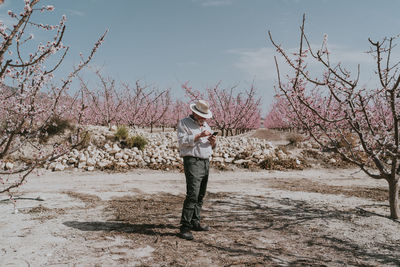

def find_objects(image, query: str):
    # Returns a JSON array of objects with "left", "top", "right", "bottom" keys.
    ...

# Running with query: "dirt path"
[{"left": 1, "top": 168, "right": 399, "bottom": 266}]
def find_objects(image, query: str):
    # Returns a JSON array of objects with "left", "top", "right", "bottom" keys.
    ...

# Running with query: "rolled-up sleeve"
[{"left": 177, "top": 120, "right": 195, "bottom": 147}]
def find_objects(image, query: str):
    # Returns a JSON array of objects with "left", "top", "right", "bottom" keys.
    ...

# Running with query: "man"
[{"left": 176, "top": 99, "right": 216, "bottom": 240}]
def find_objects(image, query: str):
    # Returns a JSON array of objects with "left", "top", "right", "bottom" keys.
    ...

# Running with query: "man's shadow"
[{"left": 63, "top": 221, "right": 177, "bottom": 237}]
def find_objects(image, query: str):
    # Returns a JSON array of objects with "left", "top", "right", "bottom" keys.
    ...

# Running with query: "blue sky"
[{"left": 1, "top": 0, "right": 400, "bottom": 114}]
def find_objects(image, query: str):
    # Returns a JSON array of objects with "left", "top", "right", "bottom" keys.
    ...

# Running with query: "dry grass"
[
  {"left": 251, "top": 128, "right": 305, "bottom": 143},
  {"left": 24, "top": 205, "right": 53, "bottom": 213},
  {"left": 269, "top": 178, "right": 389, "bottom": 202},
  {"left": 286, "top": 133, "right": 304, "bottom": 146},
  {"left": 63, "top": 191, "right": 102, "bottom": 208},
  {"left": 250, "top": 128, "right": 287, "bottom": 140},
  {"left": 83, "top": 188, "right": 398, "bottom": 266},
  {"left": 44, "top": 178, "right": 400, "bottom": 266},
  {"left": 259, "top": 157, "right": 307, "bottom": 171},
  {"left": 22, "top": 205, "right": 67, "bottom": 222}
]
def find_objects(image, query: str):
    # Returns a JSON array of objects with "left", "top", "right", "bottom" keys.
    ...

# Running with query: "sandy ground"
[{"left": 1, "top": 167, "right": 400, "bottom": 266}]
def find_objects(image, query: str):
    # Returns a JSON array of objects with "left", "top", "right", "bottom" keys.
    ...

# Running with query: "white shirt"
[{"left": 177, "top": 115, "right": 213, "bottom": 159}]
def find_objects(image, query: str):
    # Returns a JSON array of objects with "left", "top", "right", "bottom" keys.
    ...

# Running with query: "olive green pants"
[{"left": 180, "top": 156, "right": 209, "bottom": 229}]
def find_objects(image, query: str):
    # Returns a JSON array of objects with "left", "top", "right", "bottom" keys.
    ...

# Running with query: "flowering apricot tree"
[
  {"left": 207, "top": 82, "right": 261, "bottom": 135},
  {"left": 144, "top": 88, "right": 171, "bottom": 132},
  {"left": 263, "top": 97, "right": 292, "bottom": 130},
  {"left": 78, "top": 70, "right": 124, "bottom": 128},
  {"left": 0, "top": 0, "right": 106, "bottom": 194},
  {"left": 120, "top": 81, "right": 152, "bottom": 128},
  {"left": 182, "top": 82, "right": 262, "bottom": 136},
  {"left": 76, "top": 74, "right": 172, "bottom": 131},
  {"left": 167, "top": 99, "right": 189, "bottom": 129},
  {"left": 122, "top": 82, "right": 170, "bottom": 129},
  {"left": 269, "top": 15, "right": 400, "bottom": 219}
]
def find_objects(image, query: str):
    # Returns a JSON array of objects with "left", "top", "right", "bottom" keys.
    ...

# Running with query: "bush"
[
  {"left": 259, "top": 157, "right": 305, "bottom": 170},
  {"left": 327, "top": 132, "right": 358, "bottom": 151},
  {"left": 286, "top": 133, "right": 304, "bottom": 146},
  {"left": 78, "top": 131, "right": 92, "bottom": 149},
  {"left": 43, "top": 116, "right": 72, "bottom": 136},
  {"left": 115, "top": 125, "right": 129, "bottom": 141},
  {"left": 127, "top": 135, "right": 148, "bottom": 150},
  {"left": 338, "top": 132, "right": 358, "bottom": 149},
  {"left": 40, "top": 116, "right": 73, "bottom": 142}
]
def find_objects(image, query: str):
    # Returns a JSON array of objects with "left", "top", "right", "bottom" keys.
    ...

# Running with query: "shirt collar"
[{"left": 189, "top": 114, "right": 204, "bottom": 127}]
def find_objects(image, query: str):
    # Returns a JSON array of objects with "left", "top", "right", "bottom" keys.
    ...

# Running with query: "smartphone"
[{"left": 212, "top": 131, "right": 218, "bottom": 136}]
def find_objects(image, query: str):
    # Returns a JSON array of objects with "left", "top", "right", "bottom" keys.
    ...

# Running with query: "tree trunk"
[{"left": 388, "top": 178, "right": 400, "bottom": 219}]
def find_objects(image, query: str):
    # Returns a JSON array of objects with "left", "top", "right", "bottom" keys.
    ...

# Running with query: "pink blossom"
[{"left": 24, "top": 4, "right": 32, "bottom": 12}]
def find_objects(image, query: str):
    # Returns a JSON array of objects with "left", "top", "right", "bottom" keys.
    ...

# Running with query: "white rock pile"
[
  {"left": 40, "top": 126, "right": 304, "bottom": 172},
  {"left": 0, "top": 126, "right": 306, "bottom": 172}
]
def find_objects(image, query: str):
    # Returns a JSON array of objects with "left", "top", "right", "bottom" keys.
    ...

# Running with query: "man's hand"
[
  {"left": 195, "top": 130, "right": 211, "bottom": 142},
  {"left": 208, "top": 134, "right": 216, "bottom": 148}
]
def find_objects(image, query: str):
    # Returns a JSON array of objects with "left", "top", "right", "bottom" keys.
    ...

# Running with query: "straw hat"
[{"left": 190, "top": 100, "right": 212, "bottom": 119}]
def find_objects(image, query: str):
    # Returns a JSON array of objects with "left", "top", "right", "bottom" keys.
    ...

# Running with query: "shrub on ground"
[
  {"left": 259, "top": 157, "right": 305, "bottom": 170},
  {"left": 115, "top": 125, "right": 129, "bottom": 141},
  {"left": 78, "top": 131, "right": 92, "bottom": 149},
  {"left": 127, "top": 135, "right": 148, "bottom": 150},
  {"left": 286, "top": 133, "right": 304, "bottom": 146},
  {"left": 40, "top": 116, "right": 73, "bottom": 142}
]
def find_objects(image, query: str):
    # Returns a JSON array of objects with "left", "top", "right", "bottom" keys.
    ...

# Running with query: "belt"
[{"left": 183, "top": 156, "right": 209, "bottom": 161}]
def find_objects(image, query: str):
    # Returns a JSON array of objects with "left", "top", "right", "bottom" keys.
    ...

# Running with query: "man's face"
[{"left": 193, "top": 113, "right": 207, "bottom": 124}]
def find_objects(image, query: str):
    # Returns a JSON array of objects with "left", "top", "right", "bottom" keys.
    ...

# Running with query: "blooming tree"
[
  {"left": 166, "top": 99, "right": 189, "bottom": 130},
  {"left": 120, "top": 81, "right": 168, "bottom": 129},
  {"left": 144, "top": 89, "right": 171, "bottom": 133},
  {"left": 269, "top": 15, "right": 400, "bottom": 219},
  {"left": 78, "top": 70, "right": 124, "bottom": 128},
  {"left": 0, "top": 0, "right": 106, "bottom": 194},
  {"left": 76, "top": 75, "right": 172, "bottom": 131},
  {"left": 264, "top": 96, "right": 294, "bottom": 130},
  {"left": 182, "top": 82, "right": 262, "bottom": 136}
]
